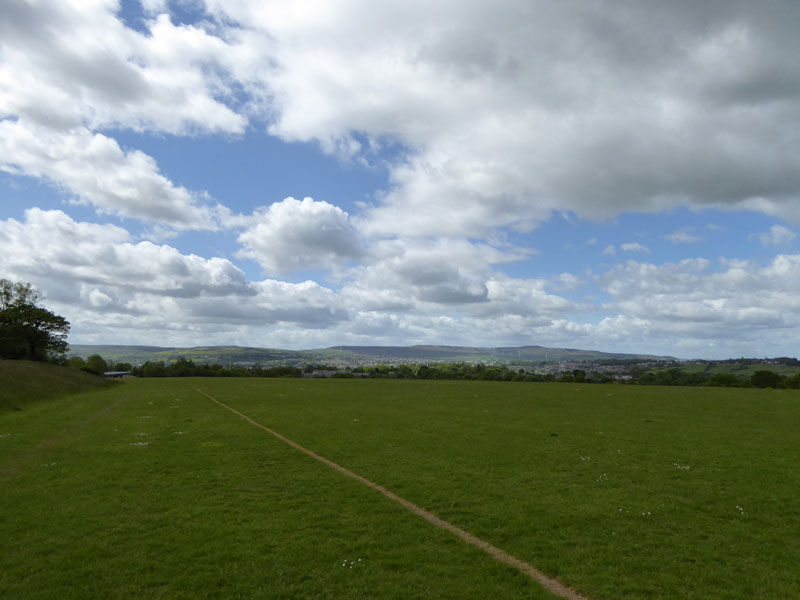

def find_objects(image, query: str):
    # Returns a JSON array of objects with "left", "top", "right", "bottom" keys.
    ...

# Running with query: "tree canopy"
[{"left": 0, "top": 279, "right": 70, "bottom": 361}]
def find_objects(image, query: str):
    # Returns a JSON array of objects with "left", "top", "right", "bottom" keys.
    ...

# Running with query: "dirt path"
[{"left": 196, "top": 387, "right": 592, "bottom": 600}]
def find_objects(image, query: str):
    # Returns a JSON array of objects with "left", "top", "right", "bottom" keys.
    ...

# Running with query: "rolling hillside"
[{"left": 68, "top": 343, "right": 672, "bottom": 366}]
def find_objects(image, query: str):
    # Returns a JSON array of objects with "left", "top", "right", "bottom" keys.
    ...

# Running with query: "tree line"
[{"left": 83, "top": 357, "right": 796, "bottom": 388}]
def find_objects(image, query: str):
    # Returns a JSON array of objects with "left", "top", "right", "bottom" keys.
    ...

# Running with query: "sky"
[{"left": 2, "top": 0, "right": 800, "bottom": 359}]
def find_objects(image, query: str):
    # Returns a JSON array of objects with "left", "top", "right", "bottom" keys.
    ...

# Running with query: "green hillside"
[
  {"left": 68, "top": 344, "right": 305, "bottom": 366},
  {"left": 0, "top": 361, "right": 111, "bottom": 411},
  {"left": 331, "top": 344, "right": 671, "bottom": 362},
  {"left": 68, "top": 343, "right": 672, "bottom": 366}
]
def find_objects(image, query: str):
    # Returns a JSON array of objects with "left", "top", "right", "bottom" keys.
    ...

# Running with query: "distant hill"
[
  {"left": 68, "top": 343, "right": 673, "bottom": 366},
  {"left": 326, "top": 345, "right": 672, "bottom": 362},
  {"left": 0, "top": 360, "right": 111, "bottom": 410}
]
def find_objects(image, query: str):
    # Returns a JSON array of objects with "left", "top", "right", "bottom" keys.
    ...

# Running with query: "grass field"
[{"left": 1, "top": 376, "right": 798, "bottom": 599}]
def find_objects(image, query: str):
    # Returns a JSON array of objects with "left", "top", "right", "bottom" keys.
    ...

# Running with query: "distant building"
[{"left": 103, "top": 371, "right": 131, "bottom": 378}]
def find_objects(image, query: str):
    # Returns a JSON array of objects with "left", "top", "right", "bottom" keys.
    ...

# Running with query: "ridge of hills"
[{"left": 67, "top": 344, "right": 674, "bottom": 366}]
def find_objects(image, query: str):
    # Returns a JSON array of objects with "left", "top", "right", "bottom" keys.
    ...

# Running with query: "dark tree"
[
  {"left": 751, "top": 370, "right": 783, "bottom": 389},
  {"left": 0, "top": 279, "right": 70, "bottom": 361},
  {"left": 82, "top": 354, "right": 110, "bottom": 375}
]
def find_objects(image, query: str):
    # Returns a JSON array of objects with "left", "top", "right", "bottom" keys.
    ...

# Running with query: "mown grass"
[
  {"left": 0, "top": 360, "right": 111, "bottom": 411},
  {"left": 198, "top": 378, "right": 800, "bottom": 600},
  {"left": 0, "top": 378, "right": 555, "bottom": 600},
  {"left": 2, "top": 377, "right": 798, "bottom": 599}
]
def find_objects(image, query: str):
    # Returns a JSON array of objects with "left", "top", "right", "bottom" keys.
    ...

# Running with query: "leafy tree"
[
  {"left": 782, "top": 372, "right": 800, "bottom": 389},
  {"left": 751, "top": 370, "right": 783, "bottom": 388},
  {"left": 68, "top": 356, "right": 86, "bottom": 369},
  {"left": 705, "top": 373, "right": 743, "bottom": 387},
  {"left": 0, "top": 280, "right": 70, "bottom": 361},
  {"left": 82, "top": 354, "right": 110, "bottom": 375}
]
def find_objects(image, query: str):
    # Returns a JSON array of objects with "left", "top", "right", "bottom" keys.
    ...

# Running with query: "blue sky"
[{"left": 2, "top": 0, "right": 800, "bottom": 359}]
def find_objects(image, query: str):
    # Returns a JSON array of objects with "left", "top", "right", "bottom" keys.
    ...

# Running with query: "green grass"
[
  {"left": 0, "top": 360, "right": 111, "bottom": 411},
  {"left": 2, "top": 378, "right": 798, "bottom": 599}
]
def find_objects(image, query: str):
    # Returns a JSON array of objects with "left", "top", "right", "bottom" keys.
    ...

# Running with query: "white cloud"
[
  {"left": 340, "top": 238, "right": 530, "bottom": 311},
  {"left": 0, "top": 209, "right": 251, "bottom": 302},
  {"left": 0, "top": 0, "right": 250, "bottom": 231},
  {"left": 5, "top": 2, "right": 800, "bottom": 358},
  {"left": 755, "top": 224, "right": 796, "bottom": 246},
  {"left": 6, "top": 1, "right": 800, "bottom": 238},
  {"left": 237, "top": 197, "right": 364, "bottom": 275},
  {"left": 0, "top": 121, "right": 220, "bottom": 229},
  {"left": 597, "top": 256, "right": 800, "bottom": 349},
  {"left": 620, "top": 243, "right": 651, "bottom": 253},
  {"left": 0, "top": 1, "right": 246, "bottom": 135},
  {"left": 664, "top": 229, "right": 701, "bottom": 244},
  {"left": 197, "top": 1, "right": 800, "bottom": 237}
]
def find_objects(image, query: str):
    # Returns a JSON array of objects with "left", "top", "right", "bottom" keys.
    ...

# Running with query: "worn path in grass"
[
  {"left": 196, "top": 387, "right": 591, "bottom": 600},
  {"left": 0, "top": 389, "right": 126, "bottom": 486}
]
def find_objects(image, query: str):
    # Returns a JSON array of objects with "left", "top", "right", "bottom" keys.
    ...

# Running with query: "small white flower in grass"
[
  {"left": 736, "top": 505, "right": 746, "bottom": 515},
  {"left": 580, "top": 456, "right": 590, "bottom": 461},
  {"left": 130, "top": 442, "right": 150, "bottom": 446},
  {"left": 672, "top": 463, "right": 690, "bottom": 470},
  {"left": 134, "top": 432, "right": 148, "bottom": 437},
  {"left": 174, "top": 431, "right": 185, "bottom": 435},
  {"left": 341, "top": 558, "right": 362, "bottom": 569}
]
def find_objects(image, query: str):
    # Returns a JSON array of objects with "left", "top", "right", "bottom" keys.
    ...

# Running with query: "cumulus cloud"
[
  {"left": 197, "top": 0, "right": 800, "bottom": 236},
  {"left": 0, "top": 208, "right": 353, "bottom": 343},
  {"left": 620, "top": 242, "right": 651, "bottom": 253},
  {"left": 5, "top": 2, "right": 800, "bottom": 357},
  {"left": 755, "top": 224, "right": 796, "bottom": 246},
  {"left": 0, "top": 209, "right": 251, "bottom": 300},
  {"left": 0, "top": 121, "right": 220, "bottom": 229},
  {"left": 0, "top": 0, "right": 248, "bottom": 230},
  {"left": 597, "top": 256, "right": 800, "bottom": 351},
  {"left": 237, "top": 197, "right": 364, "bottom": 275},
  {"left": 664, "top": 229, "right": 702, "bottom": 244},
  {"left": 0, "top": 0, "right": 245, "bottom": 134},
  {"left": 340, "top": 238, "right": 529, "bottom": 311}
]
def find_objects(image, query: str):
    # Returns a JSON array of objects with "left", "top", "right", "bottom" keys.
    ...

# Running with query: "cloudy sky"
[{"left": 2, "top": 0, "right": 800, "bottom": 359}]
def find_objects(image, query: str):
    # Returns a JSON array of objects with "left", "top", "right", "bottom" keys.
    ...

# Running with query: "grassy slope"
[{"left": 0, "top": 360, "right": 110, "bottom": 410}]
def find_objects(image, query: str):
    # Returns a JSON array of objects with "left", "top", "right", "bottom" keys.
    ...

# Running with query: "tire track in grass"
[
  {"left": 196, "top": 387, "right": 591, "bottom": 600},
  {"left": 0, "top": 393, "right": 127, "bottom": 486}
]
